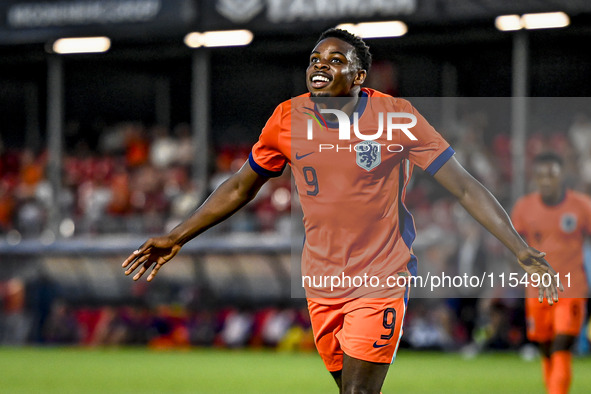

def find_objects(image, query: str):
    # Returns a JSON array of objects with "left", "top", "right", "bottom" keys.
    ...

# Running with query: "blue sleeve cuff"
[
  {"left": 248, "top": 152, "right": 285, "bottom": 178},
  {"left": 425, "top": 147, "right": 455, "bottom": 176}
]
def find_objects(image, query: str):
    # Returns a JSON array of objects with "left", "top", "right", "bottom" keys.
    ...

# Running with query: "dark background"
[{"left": 2, "top": 1, "right": 591, "bottom": 151}]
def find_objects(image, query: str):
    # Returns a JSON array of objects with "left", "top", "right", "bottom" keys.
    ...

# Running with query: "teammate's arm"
[
  {"left": 122, "top": 161, "right": 270, "bottom": 281},
  {"left": 433, "top": 156, "right": 563, "bottom": 304}
]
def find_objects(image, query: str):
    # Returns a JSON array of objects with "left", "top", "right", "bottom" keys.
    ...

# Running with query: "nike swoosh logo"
[
  {"left": 295, "top": 152, "right": 314, "bottom": 160},
  {"left": 373, "top": 341, "right": 390, "bottom": 348}
]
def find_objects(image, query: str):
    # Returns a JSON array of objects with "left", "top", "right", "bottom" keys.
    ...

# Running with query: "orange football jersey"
[
  {"left": 512, "top": 190, "right": 591, "bottom": 298},
  {"left": 250, "top": 88, "right": 453, "bottom": 299}
]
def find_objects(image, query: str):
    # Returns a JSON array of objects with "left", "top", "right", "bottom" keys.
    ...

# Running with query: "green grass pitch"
[{"left": 0, "top": 347, "right": 590, "bottom": 393}]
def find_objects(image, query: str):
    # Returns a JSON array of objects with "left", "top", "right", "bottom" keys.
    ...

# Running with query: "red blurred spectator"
[
  {"left": 15, "top": 149, "right": 44, "bottom": 199},
  {"left": 125, "top": 124, "right": 150, "bottom": 168},
  {"left": 107, "top": 169, "right": 131, "bottom": 216},
  {"left": 0, "top": 183, "right": 15, "bottom": 231}
]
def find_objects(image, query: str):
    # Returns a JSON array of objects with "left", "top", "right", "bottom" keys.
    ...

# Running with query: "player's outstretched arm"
[
  {"left": 122, "top": 161, "right": 269, "bottom": 282},
  {"left": 433, "top": 156, "right": 563, "bottom": 304}
]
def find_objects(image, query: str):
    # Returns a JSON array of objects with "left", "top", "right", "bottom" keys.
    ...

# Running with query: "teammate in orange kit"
[
  {"left": 122, "top": 28, "right": 561, "bottom": 393},
  {"left": 512, "top": 152, "right": 590, "bottom": 394}
]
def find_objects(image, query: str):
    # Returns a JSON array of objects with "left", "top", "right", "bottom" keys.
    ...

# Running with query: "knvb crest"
[
  {"left": 355, "top": 141, "right": 381, "bottom": 171},
  {"left": 560, "top": 213, "right": 577, "bottom": 233}
]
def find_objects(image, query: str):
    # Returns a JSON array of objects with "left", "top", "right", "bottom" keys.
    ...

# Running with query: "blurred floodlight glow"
[
  {"left": 52, "top": 36, "right": 111, "bottom": 54},
  {"left": 184, "top": 30, "right": 253, "bottom": 48},
  {"left": 495, "top": 15, "right": 522, "bottom": 31},
  {"left": 336, "top": 21, "right": 407, "bottom": 38},
  {"left": 358, "top": 21, "right": 408, "bottom": 38},
  {"left": 495, "top": 12, "right": 569, "bottom": 31},
  {"left": 336, "top": 23, "right": 357, "bottom": 34},
  {"left": 522, "top": 12, "right": 570, "bottom": 30},
  {"left": 184, "top": 32, "right": 203, "bottom": 48},
  {"left": 202, "top": 30, "right": 253, "bottom": 47}
]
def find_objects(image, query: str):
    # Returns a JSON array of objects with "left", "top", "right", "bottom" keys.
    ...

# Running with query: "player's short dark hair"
[
  {"left": 317, "top": 28, "right": 372, "bottom": 71},
  {"left": 533, "top": 151, "right": 564, "bottom": 167}
]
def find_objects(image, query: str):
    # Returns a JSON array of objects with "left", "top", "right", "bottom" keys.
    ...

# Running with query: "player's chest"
[
  {"left": 525, "top": 207, "right": 583, "bottom": 243},
  {"left": 285, "top": 122, "right": 405, "bottom": 173}
]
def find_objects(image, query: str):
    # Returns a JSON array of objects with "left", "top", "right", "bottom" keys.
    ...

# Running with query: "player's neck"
[
  {"left": 312, "top": 89, "right": 362, "bottom": 118},
  {"left": 541, "top": 188, "right": 566, "bottom": 206}
]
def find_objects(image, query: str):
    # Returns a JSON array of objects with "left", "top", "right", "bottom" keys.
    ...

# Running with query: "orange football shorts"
[
  {"left": 525, "top": 297, "right": 587, "bottom": 342},
  {"left": 307, "top": 297, "right": 407, "bottom": 372}
]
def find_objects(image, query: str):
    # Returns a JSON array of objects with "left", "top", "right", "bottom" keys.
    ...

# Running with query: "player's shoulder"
[
  {"left": 363, "top": 87, "right": 392, "bottom": 98},
  {"left": 274, "top": 92, "right": 313, "bottom": 114},
  {"left": 362, "top": 88, "right": 413, "bottom": 111},
  {"left": 566, "top": 190, "right": 591, "bottom": 209},
  {"left": 267, "top": 95, "right": 304, "bottom": 124},
  {"left": 513, "top": 193, "right": 539, "bottom": 210},
  {"left": 275, "top": 96, "right": 295, "bottom": 112}
]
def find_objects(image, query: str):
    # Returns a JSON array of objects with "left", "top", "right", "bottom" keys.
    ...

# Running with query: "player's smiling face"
[{"left": 306, "top": 37, "right": 366, "bottom": 97}]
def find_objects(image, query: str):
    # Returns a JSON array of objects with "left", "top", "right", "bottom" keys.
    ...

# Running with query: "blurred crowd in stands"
[
  {"left": 1, "top": 110, "right": 591, "bottom": 353},
  {"left": 2, "top": 275, "right": 588, "bottom": 354},
  {"left": 0, "top": 275, "right": 315, "bottom": 351},
  {"left": 39, "top": 303, "right": 316, "bottom": 352},
  {"left": 0, "top": 122, "right": 291, "bottom": 239},
  {"left": 1, "top": 112, "right": 591, "bottom": 239}
]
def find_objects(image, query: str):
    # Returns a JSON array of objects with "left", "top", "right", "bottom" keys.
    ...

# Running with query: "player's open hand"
[
  {"left": 122, "top": 236, "right": 182, "bottom": 282},
  {"left": 516, "top": 247, "right": 564, "bottom": 305}
]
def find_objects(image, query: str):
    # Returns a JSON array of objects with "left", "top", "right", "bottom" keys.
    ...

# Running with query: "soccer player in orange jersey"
[
  {"left": 122, "top": 28, "right": 561, "bottom": 393},
  {"left": 512, "top": 152, "right": 591, "bottom": 394}
]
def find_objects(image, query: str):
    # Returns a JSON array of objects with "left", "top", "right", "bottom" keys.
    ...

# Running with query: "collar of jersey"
[{"left": 313, "top": 90, "right": 368, "bottom": 130}]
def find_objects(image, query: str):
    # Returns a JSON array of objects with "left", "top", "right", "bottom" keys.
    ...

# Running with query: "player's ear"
[{"left": 354, "top": 69, "right": 367, "bottom": 86}]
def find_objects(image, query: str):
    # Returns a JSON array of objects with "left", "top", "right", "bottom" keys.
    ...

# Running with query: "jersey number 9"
[{"left": 303, "top": 166, "right": 319, "bottom": 196}]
